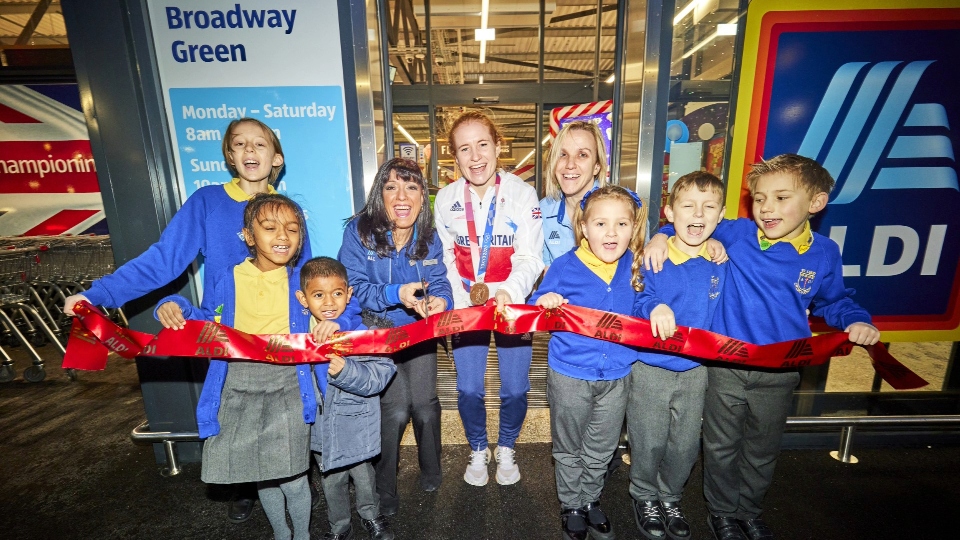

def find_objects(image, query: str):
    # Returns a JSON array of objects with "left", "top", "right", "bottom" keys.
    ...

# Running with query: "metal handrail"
[
  {"left": 129, "top": 415, "right": 960, "bottom": 476},
  {"left": 787, "top": 415, "right": 960, "bottom": 427},
  {"left": 786, "top": 415, "right": 960, "bottom": 464},
  {"left": 130, "top": 420, "right": 200, "bottom": 476}
]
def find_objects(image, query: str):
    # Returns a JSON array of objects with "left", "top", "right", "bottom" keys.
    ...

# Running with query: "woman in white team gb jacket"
[{"left": 434, "top": 110, "right": 545, "bottom": 488}]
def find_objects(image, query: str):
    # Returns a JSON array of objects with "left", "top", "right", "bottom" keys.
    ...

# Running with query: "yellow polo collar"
[
  {"left": 666, "top": 236, "right": 711, "bottom": 265},
  {"left": 575, "top": 239, "right": 619, "bottom": 284},
  {"left": 758, "top": 220, "right": 813, "bottom": 254},
  {"left": 224, "top": 178, "right": 278, "bottom": 202}
]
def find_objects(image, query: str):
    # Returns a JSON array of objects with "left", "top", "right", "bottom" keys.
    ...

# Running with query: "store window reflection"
[
  {"left": 0, "top": 0, "right": 71, "bottom": 67},
  {"left": 660, "top": 0, "right": 740, "bottom": 226}
]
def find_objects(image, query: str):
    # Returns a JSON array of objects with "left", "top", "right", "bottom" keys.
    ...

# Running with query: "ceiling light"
[
  {"left": 515, "top": 149, "right": 535, "bottom": 168},
  {"left": 475, "top": 28, "right": 495, "bottom": 41},
  {"left": 717, "top": 23, "right": 737, "bottom": 36},
  {"left": 478, "top": 0, "right": 491, "bottom": 64},
  {"left": 682, "top": 17, "right": 739, "bottom": 59},
  {"left": 605, "top": 73, "right": 615, "bottom": 83},
  {"left": 479, "top": 75, "right": 484, "bottom": 84},
  {"left": 395, "top": 122, "right": 417, "bottom": 145},
  {"left": 673, "top": 0, "right": 701, "bottom": 26}
]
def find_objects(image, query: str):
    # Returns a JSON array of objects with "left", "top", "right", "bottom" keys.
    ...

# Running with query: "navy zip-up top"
[{"left": 338, "top": 219, "right": 454, "bottom": 326}]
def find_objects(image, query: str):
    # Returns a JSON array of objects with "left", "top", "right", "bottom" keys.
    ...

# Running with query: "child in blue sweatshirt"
[
  {"left": 156, "top": 194, "right": 317, "bottom": 540},
  {"left": 646, "top": 154, "right": 880, "bottom": 540},
  {"left": 629, "top": 172, "right": 727, "bottom": 540},
  {"left": 67, "top": 118, "right": 357, "bottom": 523},
  {"left": 530, "top": 185, "right": 647, "bottom": 540},
  {"left": 295, "top": 257, "right": 397, "bottom": 540}
]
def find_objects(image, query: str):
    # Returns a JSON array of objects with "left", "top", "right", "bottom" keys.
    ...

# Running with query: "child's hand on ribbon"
[
  {"left": 327, "top": 354, "right": 346, "bottom": 376},
  {"left": 846, "top": 322, "right": 881, "bottom": 346},
  {"left": 63, "top": 294, "right": 89, "bottom": 316},
  {"left": 535, "top": 292, "right": 568, "bottom": 309},
  {"left": 649, "top": 304, "right": 677, "bottom": 340},
  {"left": 313, "top": 320, "right": 341, "bottom": 344},
  {"left": 156, "top": 301, "right": 187, "bottom": 330}
]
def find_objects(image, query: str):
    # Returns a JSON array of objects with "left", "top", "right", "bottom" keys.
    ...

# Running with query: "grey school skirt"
[{"left": 201, "top": 361, "right": 311, "bottom": 484}]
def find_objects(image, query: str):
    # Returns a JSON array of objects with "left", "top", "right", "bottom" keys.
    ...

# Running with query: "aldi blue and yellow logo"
[{"left": 728, "top": 0, "right": 960, "bottom": 339}]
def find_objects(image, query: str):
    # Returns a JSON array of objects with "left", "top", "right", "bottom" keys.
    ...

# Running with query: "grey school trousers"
[
  {"left": 627, "top": 361, "right": 708, "bottom": 503},
  {"left": 319, "top": 459, "right": 379, "bottom": 534},
  {"left": 702, "top": 366, "right": 800, "bottom": 520},
  {"left": 547, "top": 368, "right": 629, "bottom": 510}
]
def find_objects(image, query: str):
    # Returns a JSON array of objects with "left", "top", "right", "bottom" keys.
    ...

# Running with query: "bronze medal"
[{"left": 470, "top": 283, "right": 489, "bottom": 306}]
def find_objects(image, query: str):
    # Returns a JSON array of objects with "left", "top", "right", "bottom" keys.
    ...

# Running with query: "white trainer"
[
  {"left": 494, "top": 446, "right": 521, "bottom": 485},
  {"left": 463, "top": 447, "right": 491, "bottom": 486}
]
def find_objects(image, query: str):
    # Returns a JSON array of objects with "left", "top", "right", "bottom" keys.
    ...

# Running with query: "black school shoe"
[
  {"left": 323, "top": 526, "right": 355, "bottom": 540},
  {"left": 227, "top": 497, "right": 256, "bottom": 524},
  {"left": 362, "top": 515, "right": 395, "bottom": 540},
  {"left": 660, "top": 501, "right": 691, "bottom": 539},
  {"left": 736, "top": 517, "right": 775, "bottom": 540},
  {"left": 708, "top": 515, "right": 748, "bottom": 540},
  {"left": 582, "top": 501, "right": 615, "bottom": 540},
  {"left": 561, "top": 508, "right": 589, "bottom": 540},
  {"left": 633, "top": 499, "right": 666, "bottom": 539}
]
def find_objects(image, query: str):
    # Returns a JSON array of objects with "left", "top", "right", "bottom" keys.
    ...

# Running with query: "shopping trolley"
[{"left": 0, "top": 248, "right": 67, "bottom": 383}]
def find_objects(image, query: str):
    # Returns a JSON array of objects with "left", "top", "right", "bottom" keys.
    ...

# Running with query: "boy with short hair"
[
  {"left": 646, "top": 154, "right": 879, "bottom": 540},
  {"left": 296, "top": 256, "right": 398, "bottom": 540},
  {"left": 629, "top": 171, "right": 727, "bottom": 540}
]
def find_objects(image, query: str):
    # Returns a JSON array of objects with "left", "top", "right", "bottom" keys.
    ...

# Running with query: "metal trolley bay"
[{"left": 0, "top": 236, "right": 122, "bottom": 383}]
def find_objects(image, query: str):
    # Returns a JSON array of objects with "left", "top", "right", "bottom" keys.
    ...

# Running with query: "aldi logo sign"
[{"left": 728, "top": 2, "right": 960, "bottom": 339}]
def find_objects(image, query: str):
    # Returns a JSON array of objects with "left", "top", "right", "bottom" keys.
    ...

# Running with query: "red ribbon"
[{"left": 63, "top": 300, "right": 927, "bottom": 390}]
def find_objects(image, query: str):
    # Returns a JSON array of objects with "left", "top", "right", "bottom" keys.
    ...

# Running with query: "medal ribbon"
[
  {"left": 64, "top": 300, "right": 927, "bottom": 390},
  {"left": 462, "top": 174, "right": 501, "bottom": 290}
]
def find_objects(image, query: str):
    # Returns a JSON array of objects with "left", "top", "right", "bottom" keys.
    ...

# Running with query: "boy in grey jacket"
[{"left": 296, "top": 257, "right": 397, "bottom": 540}]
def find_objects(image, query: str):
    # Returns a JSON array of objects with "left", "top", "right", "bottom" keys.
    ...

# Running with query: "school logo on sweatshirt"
[
  {"left": 709, "top": 275, "right": 721, "bottom": 300},
  {"left": 450, "top": 201, "right": 463, "bottom": 212},
  {"left": 795, "top": 269, "right": 816, "bottom": 295},
  {"left": 548, "top": 230, "right": 561, "bottom": 243}
]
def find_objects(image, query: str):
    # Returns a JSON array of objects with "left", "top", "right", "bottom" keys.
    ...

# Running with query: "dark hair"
[
  {"left": 746, "top": 153, "right": 835, "bottom": 196},
  {"left": 221, "top": 118, "right": 285, "bottom": 184},
  {"left": 242, "top": 193, "right": 306, "bottom": 268},
  {"left": 300, "top": 256, "right": 348, "bottom": 291},
  {"left": 351, "top": 157, "right": 435, "bottom": 260},
  {"left": 573, "top": 185, "right": 648, "bottom": 292},
  {"left": 669, "top": 171, "right": 725, "bottom": 206}
]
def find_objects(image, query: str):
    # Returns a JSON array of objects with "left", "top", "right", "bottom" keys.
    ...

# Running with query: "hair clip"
[
  {"left": 579, "top": 186, "right": 644, "bottom": 210},
  {"left": 579, "top": 186, "right": 600, "bottom": 210}
]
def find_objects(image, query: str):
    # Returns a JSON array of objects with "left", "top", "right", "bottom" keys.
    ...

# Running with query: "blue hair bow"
[{"left": 580, "top": 186, "right": 644, "bottom": 210}]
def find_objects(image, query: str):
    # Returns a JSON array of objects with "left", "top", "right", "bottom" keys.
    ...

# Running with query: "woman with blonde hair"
[{"left": 540, "top": 120, "right": 609, "bottom": 266}]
